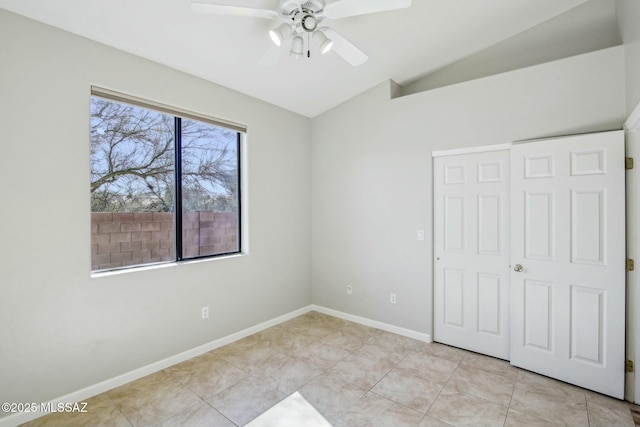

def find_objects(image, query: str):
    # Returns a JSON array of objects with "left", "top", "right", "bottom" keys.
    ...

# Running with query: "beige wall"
[
  {"left": 0, "top": 8, "right": 311, "bottom": 409},
  {"left": 311, "top": 46, "right": 625, "bottom": 336}
]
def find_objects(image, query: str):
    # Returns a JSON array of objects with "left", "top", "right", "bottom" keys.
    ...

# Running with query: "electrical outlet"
[
  {"left": 346, "top": 285, "right": 353, "bottom": 295},
  {"left": 417, "top": 230, "right": 425, "bottom": 241},
  {"left": 390, "top": 293, "right": 396, "bottom": 304},
  {"left": 201, "top": 306, "right": 209, "bottom": 319}
]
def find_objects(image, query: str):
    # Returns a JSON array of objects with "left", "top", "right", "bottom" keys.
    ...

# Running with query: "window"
[{"left": 90, "top": 88, "right": 243, "bottom": 272}]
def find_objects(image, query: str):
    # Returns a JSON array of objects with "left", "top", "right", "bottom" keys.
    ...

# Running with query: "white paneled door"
[
  {"left": 434, "top": 149, "right": 511, "bottom": 360},
  {"left": 510, "top": 131, "right": 626, "bottom": 398}
]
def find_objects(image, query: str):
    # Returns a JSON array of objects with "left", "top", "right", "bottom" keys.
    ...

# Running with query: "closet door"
[
  {"left": 434, "top": 149, "right": 511, "bottom": 360},
  {"left": 510, "top": 131, "right": 625, "bottom": 398}
]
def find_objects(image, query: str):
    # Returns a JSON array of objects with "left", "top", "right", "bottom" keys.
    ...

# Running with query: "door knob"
[{"left": 513, "top": 264, "right": 524, "bottom": 272}]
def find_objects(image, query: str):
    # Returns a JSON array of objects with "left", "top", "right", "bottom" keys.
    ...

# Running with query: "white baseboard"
[
  {"left": 0, "top": 304, "right": 431, "bottom": 427},
  {"left": 311, "top": 305, "right": 432, "bottom": 343},
  {"left": 0, "top": 306, "right": 313, "bottom": 427}
]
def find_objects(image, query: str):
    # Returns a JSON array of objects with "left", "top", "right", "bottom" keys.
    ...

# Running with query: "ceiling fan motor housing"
[
  {"left": 281, "top": 0, "right": 324, "bottom": 15},
  {"left": 282, "top": 0, "right": 325, "bottom": 33}
]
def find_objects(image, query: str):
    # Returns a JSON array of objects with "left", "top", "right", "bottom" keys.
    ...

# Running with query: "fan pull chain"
[{"left": 307, "top": 32, "right": 311, "bottom": 58}]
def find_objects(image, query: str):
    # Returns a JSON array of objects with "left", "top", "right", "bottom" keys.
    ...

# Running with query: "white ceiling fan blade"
[
  {"left": 190, "top": 2, "right": 279, "bottom": 19},
  {"left": 322, "top": 28, "right": 368, "bottom": 66},
  {"left": 258, "top": 42, "right": 287, "bottom": 66},
  {"left": 324, "top": 0, "right": 411, "bottom": 19}
]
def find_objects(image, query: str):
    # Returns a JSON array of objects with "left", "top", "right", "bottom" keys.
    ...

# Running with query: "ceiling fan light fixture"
[
  {"left": 314, "top": 30, "right": 333, "bottom": 54},
  {"left": 301, "top": 14, "right": 318, "bottom": 32},
  {"left": 269, "top": 24, "right": 290, "bottom": 46},
  {"left": 290, "top": 35, "right": 304, "bottom": 59}
]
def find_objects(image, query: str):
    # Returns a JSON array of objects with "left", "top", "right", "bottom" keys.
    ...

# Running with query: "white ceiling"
[{"left": 0, "top": 0, "right": 593, "bottom": 117}]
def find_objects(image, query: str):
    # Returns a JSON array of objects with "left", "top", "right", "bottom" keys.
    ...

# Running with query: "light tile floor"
[{"left": 21, "top": 311, "right": 639, "bottom": 427}]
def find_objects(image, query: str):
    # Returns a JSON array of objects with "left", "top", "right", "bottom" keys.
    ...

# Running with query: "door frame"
[{"left": 626, "top": 102, "right": 640, "bottom": 403}]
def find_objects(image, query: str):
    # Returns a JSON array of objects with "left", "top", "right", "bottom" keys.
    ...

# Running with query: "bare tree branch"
[{"left": 90, "top": 98, "right": 238, "bottom": 213}]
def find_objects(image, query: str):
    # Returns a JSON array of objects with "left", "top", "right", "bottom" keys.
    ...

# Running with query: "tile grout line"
[
  {"left": 585, "top": 390, "right": 591, "bottom": 427},
  {"left": 502, "top": 367, "right": 519, "bottom": 427},
  {"left": 105, "top": 393, "right": 135, "bottom": 427},
  {"left": 365, "top": 350, "right": 420, "bottom": 417},
  {"left": 417, "top": 350, "right": 465, "bottom": 425},
  {"left": 199, "top": 397, "right": 238, "bottom": 427}
]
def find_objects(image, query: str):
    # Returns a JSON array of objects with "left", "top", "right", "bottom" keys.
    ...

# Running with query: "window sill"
[{"left": 90, "top": 253, "right": 244, "bottom": 279}]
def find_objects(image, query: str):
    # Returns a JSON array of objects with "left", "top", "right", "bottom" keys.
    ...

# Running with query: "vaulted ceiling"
[{"left": 0, "top": 0, "right": 618, "bottom": 117}]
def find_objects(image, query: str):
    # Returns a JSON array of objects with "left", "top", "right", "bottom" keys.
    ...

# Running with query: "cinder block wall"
[
  {"left": 182, "top": 211, "right": 238, "bottom": 258},
  {"left": 91, "top": 212, "right": 237, "bottom": 270}
]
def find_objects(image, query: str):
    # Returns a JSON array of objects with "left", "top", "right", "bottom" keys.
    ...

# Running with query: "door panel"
[
  {"left": 478, "top": 195, "right": 502, "bottom": 255},
  {"left": 477, "top": 273, "right": 501, "bottom": 335},
  {"left": 525, "top": 192, "right": 554, "bottom": 260},
  {"left": 434, "top": 150, "right": 511, "bottom": 360},
  {"left": 443, "top": 269, "right": 465, "bottom": 327},
  {"left": 571, "top": 190, "right": 605, "bottom": 264},
  {"left": 510, "top": 131, "right": 625, "bottom": 398},
  {"left": 523, "top": 279, "right": 553, "bottom": 351},
  {"left": 444, "top": 196, "right": 465, "bottom": 251},
  {"left": 570, "top": 286, "right": 603, "bottom": 364}
]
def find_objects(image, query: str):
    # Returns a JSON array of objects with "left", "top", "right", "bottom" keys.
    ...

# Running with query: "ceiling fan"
[{"left": 190, "top": 0, "right": 412, "bottom": 66}]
